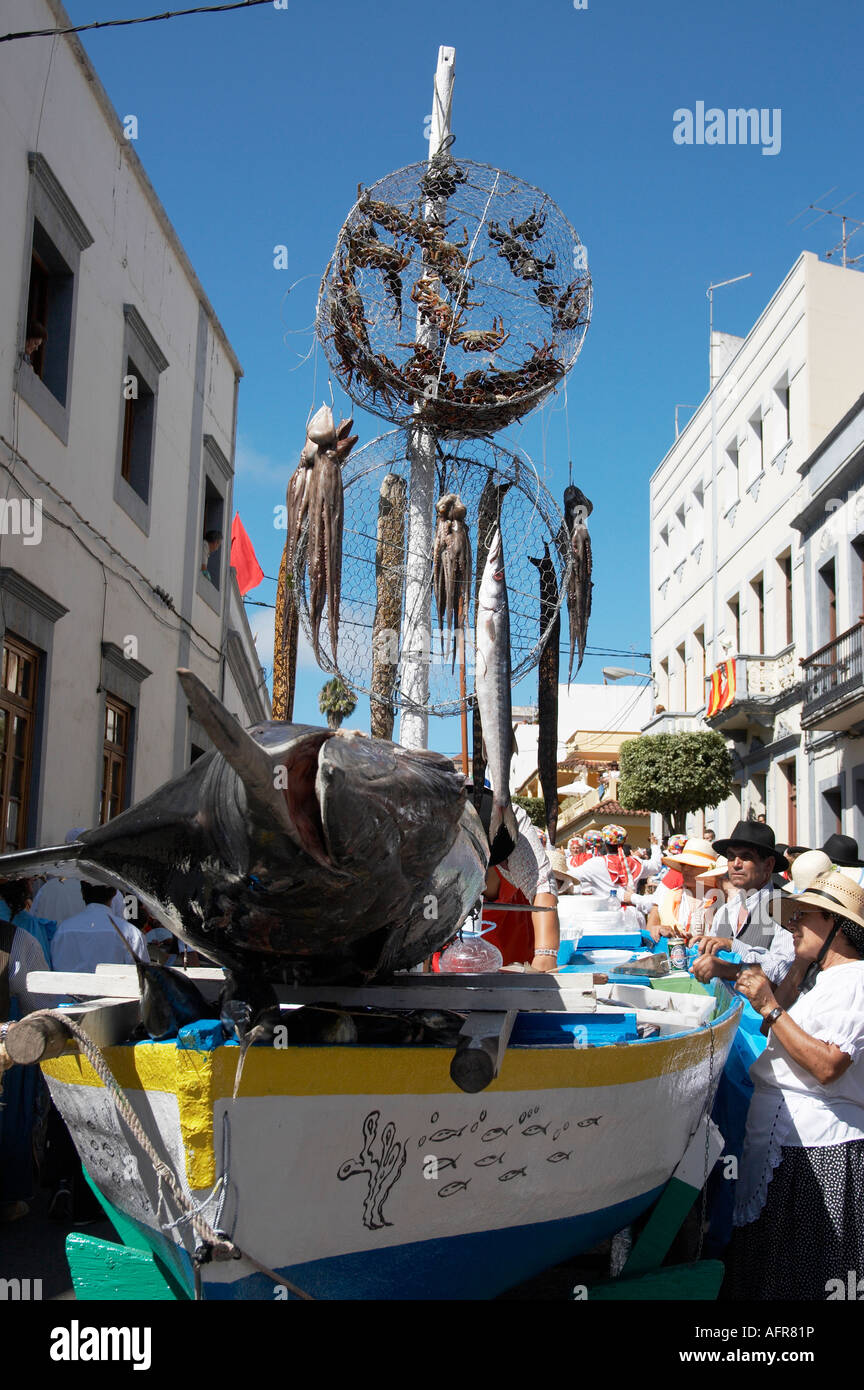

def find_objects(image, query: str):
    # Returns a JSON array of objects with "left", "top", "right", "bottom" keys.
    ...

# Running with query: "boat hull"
[{"left": 41, "top": 990, "right": 740, "bottom": 1300}]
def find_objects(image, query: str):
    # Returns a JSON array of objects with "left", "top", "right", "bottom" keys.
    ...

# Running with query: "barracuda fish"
[
  {"left": 0, "top": 670, "right": 488, "bottom": 989},
  {"left": 472, "top": 474, "right": 511, "bottom": 808},
  {"left": 475, "top": 525, "right": 518, "bottom": 860},
  {"left": 562, "top": 484, "right": 594, "bottom": 683}
]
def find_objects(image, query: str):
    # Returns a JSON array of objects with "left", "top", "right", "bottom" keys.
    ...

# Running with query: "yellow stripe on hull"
[{"left": 42, "top": 1008, "right": 738, "bottom": 1191}]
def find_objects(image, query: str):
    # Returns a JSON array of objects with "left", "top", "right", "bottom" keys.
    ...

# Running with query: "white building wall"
[
  {"left": 0, "top": 0, "right": 267, "bottom": 847},
  {"left": 648, "top": 253, "right": 864, "bottom": 845}
]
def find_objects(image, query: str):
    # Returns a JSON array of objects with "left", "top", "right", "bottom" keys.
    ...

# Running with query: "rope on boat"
[{"left": 32, "top": 1011, "right": 315, "bottom": 1301}]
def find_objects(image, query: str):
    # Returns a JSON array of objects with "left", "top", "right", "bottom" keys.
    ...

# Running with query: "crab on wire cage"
[
  {"left": 315, "top": 155, "right": 592, "bottom": 440},
  {"left": 291, "top": 430, "right": 573, "bottom": 719}
]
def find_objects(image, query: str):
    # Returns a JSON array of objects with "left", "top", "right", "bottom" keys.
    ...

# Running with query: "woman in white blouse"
[{"left": 723, "top": 870, "right": 864, "bottom": 1300}]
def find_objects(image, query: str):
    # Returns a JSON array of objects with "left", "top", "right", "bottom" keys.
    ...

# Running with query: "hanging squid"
[
  {"left": 305, "top": 404, "right": 358, "bottom": 662},
  {"left": 371, "top": 472, "right": 407, "bottom": 740},
  {"left": 530, "top": 543, "right": 560, "bottom": 845},
  {"left": 471, "top": 473, "right": 511, "bottom": 804},
  {"left": 563, "top": 483, "right": 594, "bottom": 684}
]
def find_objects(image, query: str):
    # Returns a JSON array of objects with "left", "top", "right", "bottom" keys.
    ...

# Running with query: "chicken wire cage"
[
  {"left": 316, "top": 157, "right": 592, "bottom": 439},
  {"left": 292, "top": 429, "right": 573, "bottom": 717}
]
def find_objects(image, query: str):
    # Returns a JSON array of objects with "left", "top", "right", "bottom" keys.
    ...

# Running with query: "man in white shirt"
[
  {"left": 51, "top": 882, "right": 148, "bottom": 972},
  {"left": 693, "top": 820, "right": 792, "bottom": 985}
]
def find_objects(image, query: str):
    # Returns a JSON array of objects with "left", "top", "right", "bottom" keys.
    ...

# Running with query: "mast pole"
[{"left": 399, "top": 45, "right": 455, "bottom": 751}]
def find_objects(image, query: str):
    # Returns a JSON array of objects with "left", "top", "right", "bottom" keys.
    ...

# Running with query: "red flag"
[{"left": 230, "top": 513, "right": 264, "bottom": 595}]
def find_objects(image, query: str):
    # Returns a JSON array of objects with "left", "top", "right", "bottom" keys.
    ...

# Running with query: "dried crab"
[{"left": 450, "top": 313, "right": 509, "bottom": 354}]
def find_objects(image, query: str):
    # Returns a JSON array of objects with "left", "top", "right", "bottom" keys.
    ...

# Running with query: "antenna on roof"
[{"left": 789, "top": 189, "right": 864, "bottom": 269}]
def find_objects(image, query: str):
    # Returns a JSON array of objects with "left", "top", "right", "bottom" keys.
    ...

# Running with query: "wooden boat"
[{"left": 28, "top": 961, "right": 741, "bottom": 1301}]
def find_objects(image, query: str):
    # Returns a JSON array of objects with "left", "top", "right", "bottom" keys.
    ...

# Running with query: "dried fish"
[
  {"left": 563, "top": 484, "right": 594, "bottom": 683},
  {"left": 306, "top": 405, "right": 358, "bottom": 661},
  {"left": 471, "top": 473, "right": 511, "bottom": 806},
  {"left": 530, "top": 543, "right": 560, "bottom": 844},
  {"left": 370, "top": 473, "right": 406, "bottom": 740}
]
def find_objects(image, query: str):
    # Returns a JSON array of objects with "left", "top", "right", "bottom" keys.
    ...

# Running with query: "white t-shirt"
[
  {"left": 734, "top": 960, "right": 864, "bottom": 1225},
  {"left": 50, "top": 903, "right": 149, "bottom": 972}
]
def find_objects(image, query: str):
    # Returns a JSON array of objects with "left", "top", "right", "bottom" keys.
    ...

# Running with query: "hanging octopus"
[
  {"left": 432, "top": 493, "right": 472, "bottom": 669},
  {"left": 305, "top": 404, "right": 358, "bottom": 663},
  {"left": 273, "top": 417, "right": 322, "bottom": 719},
  {"left": 563, "top": 483, "right": 594, "bottom": 683}
]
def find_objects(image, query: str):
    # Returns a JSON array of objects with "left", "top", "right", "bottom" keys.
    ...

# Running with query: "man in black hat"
[
  {"left": 692, "top": 820, "right": 793, "bottom": 985},
  {"left": 822, "top": 833, "right": 864, "bottom": 888}
]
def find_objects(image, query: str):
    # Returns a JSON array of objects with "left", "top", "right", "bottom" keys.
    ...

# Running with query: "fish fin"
[
  {"left": 489, "top": 803, "right": 518, "bottom": 864},
  {"left": 177, "top": 669, "right": 324, "bottom": 855}
]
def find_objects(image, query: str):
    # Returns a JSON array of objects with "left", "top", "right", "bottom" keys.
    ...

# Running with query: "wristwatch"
[{"left": 760, "top": 1006, "right": 784, "bottom": 1036}]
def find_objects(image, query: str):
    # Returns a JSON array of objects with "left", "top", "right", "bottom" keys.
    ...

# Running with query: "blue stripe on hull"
[{"left": 205, "top": 1185, "right": 666, "bottom": 1300}]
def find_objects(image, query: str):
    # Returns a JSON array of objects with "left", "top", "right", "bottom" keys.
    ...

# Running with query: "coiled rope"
[{"left": 29, "top": 1011, "right": 314, "bottom": 1301}]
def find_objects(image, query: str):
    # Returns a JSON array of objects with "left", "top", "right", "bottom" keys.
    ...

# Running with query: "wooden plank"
[
  {"left": 65, "top": 1232, "right": 183, "bottom": 1301},
  {"left": 585, "top": 1260, "right": 725, "bottom": 1301},
  {"left": 270, "top": 982, "right": 597, "bottom": 1012},
  {"left": 622, "top": 1118, "right": 724, "bottom": 1278},
  {"left": 450, "top": 1010, "right": 516, "bottom": 1093},
  {"left": 26, "top": 969, "right": 224, "bottom": 1004}
]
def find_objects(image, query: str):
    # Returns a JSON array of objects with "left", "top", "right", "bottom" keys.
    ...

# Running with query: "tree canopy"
[
  {"left": 617, "top": 731, "right": 733, "bottom": 835},
  {"left": 513, "top": 795, "right": 546, "bottom": 830}
]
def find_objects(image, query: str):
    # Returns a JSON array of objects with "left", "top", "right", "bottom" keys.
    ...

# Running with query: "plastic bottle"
[
  {"left": 608, "top": 889, "right": 618, "bottom": 910},
  {"left": 438, "top": 917, "right": 504, "bottom": 973}
]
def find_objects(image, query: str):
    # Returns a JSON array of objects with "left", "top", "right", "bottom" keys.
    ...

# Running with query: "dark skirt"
[{"left": 723, "top": 1137, "right": 864, "bottom": 1301}]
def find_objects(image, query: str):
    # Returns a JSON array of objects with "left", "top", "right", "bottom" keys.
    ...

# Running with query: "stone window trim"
[
  {"left": 16, "top": 154, "right": 94, "bottom": 445},
  {"left": 113, "top": 305, "right": 169, "bottom": 536}
]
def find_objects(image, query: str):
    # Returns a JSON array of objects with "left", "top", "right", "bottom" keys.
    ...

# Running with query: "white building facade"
[
  {"left": 0, "top": 0, "right": 269, "bottom": 848},
  {"left": 647, "top": 252, "right": 864, "bottom": 847}
]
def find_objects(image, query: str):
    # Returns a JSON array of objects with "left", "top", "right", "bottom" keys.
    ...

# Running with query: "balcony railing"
[{"left": 800, "top": 620, "right": 864, "bottom": 729}]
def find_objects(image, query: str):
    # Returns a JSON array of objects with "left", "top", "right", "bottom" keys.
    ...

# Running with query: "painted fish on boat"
[{"left": 0, "top": 670, "right": 488, "bottom": 987}]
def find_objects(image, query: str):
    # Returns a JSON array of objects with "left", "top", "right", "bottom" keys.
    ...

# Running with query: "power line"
[{"left": 0, "top": 0, "right": 272, "bottom": 43}]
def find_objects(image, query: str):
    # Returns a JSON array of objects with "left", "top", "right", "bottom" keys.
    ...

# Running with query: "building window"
[
  {"left": 823, "top": 786, "right": 842, "bottom": 839},
  {"left": 114, "top": 305, "right": 168, "bottom": 534},
  {"left": 100, "top": 695, "right": 132, "bottom": 823},
  {"left": 693, "top": 627, "right": 705, "bottom": 705},
  {"left": 690, "top": 482, "right": 705, "bottom": 548},
  {"left": 819, "top": 558, "right": 837, "bottom": 644},
  {"left": 119, "top": 358, "right": 156, "bottom": 503},
  {"left": 17, "top": 154, "right": 93, "bottom": 444},
  {"left": 748, "top": 412, "right": 764, "bottom": 483},
  {"left": 778, "top": 550, "right": 793, "bottom": 646},
  {"left": 658, "top": 657, "right": 669, "bottom": 709},
  {"left": 675, "top": 642, "right": 686, "bottom": 709},
  {"left": 776, "top": 380, "right": 791, "bottom": 444},
  {"left": 781, "top": 759, "right": 797, "bottom": 846},
  {"left": 751, "top": 772, "right": 767, "bottom": 822},
  {"left": 200, "top": 479, "right": 225, "bottom": 589},
  {"left": 728, "top": 594, "right": 740, "bottom": 652},
  {"left": 853, "top": 535, "right": 864, "bottom": 622},
  {"left": 723, "top": 444, "right": 739, "bottom": 511},
  {"left": 751, "top": 573, "right": 765, "bottom": 654},
  {"left": 0, "top": 635, "right": 40, "bottom": 852}
]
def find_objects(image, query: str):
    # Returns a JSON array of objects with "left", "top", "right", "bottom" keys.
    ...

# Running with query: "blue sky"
[{"left": 58, "top": 0, "right": 864, "bottom": 749}]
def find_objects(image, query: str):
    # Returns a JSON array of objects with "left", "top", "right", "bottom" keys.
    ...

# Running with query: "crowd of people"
[
  {"left": 3, "top": 798, "right": 864, "bottom": 1302},
  {"left": 0, "top": 836, "right": 187, "bottom": 1224}
]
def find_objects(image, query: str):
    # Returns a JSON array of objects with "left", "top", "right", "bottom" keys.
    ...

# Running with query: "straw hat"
[
  {"left": 662, "top": 837, "right": 718, "bottom": 870},
  {"left": 771, "top": 870, "right": 864, "bottom": 934},
  {"left": 697, "top": 855, "right": 729, "bottom": 881},
  {"left": 549, "top": 846, "right": 579, "bottom": 884},
  {"left": 790, "top": 849, "right": 833, "bottom": 892}
]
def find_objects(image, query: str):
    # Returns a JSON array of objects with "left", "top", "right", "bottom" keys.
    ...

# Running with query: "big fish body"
[
  {"left": 0, "top": 672, "right": 487, "bottom": 985},
  {"left": 475, "top": 526, "right": 518, "bottom": 855}
]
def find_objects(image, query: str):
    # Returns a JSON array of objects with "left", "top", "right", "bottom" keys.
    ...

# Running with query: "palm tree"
[{"left": 318, "top": 677, "right": 357, "bottom": 731}]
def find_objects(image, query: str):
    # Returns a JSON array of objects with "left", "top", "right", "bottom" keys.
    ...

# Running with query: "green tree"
[
  {"left": 513, "top": 795, "right": 545, "bottom": 830},
  {"left": 617, "top": 731, "right": 733, "bottom": 836},
  {"left": 318, "top": 677, "right": 357, "bottom": 730}
]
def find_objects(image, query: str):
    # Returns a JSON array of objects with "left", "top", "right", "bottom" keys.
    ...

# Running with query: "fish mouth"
[{"left": 278, "top": 730, "right": 334, "bottom": 866}]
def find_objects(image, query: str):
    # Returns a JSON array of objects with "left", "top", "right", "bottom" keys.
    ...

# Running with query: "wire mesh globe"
[
  {"left": 293, "top": 429, "right": 573, "bottom": 717},
  {"left": 316, "top": 157, "right": 592, "bottom": 438}
]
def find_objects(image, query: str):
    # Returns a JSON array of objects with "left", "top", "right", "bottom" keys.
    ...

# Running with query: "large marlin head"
[{"left": 0, "top": 671, "right": 487, "bottom": 983}]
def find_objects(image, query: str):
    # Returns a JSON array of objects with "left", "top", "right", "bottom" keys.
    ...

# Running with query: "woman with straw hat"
[
  {"left": 723, "top": 870, "right": 864, "bottom": 1300},
  {"left": 640, "top": 838, "right": 717, "bottom": 942}
]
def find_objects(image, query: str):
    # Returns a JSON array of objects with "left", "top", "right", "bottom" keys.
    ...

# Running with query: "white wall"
[{"left": 0, "top": 0, "right": 266, "bottom": 845}]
